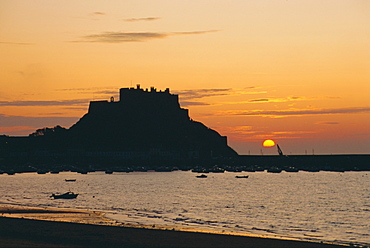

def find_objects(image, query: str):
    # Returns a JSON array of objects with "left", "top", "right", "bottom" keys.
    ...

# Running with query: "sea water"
[{"left": 0, "top": 170, "right": 369, "bottom": 246}]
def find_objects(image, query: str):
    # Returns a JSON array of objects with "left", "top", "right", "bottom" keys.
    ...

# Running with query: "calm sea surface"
[{"left": 1, "top": 170, "right": 369, "bottom": 246}]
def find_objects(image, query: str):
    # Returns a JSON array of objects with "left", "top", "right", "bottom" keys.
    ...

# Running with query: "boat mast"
[{"left": 277, "top": 144, "right": 284, "bottom": 156}]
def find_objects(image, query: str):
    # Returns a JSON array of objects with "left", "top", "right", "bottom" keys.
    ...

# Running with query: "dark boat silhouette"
[
  {"left": 65, "top": 179, "right": 76, "bottom": 182},
  {"left": 235, "top": 175, "right": 249, "bottom": 178},
  {"left": 196, "top": 174, "right": 207, "bottom": 178},
  {"left": 51, "top": 191, "right": 78, "bottom": 199}
]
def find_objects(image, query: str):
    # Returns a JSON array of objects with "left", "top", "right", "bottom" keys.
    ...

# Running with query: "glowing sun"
[{"left": 263, "top": 139, "right": 275, "bottom": 147}]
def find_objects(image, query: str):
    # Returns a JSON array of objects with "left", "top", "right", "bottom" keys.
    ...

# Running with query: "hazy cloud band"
[
  {"left": 74, "top": 30, "right": 219, "bottom": 43},
  {"left": 0, "top": 100, "right": 89, "bottom": 107},
  {"left": 0, "top": 42, "right": 33, "bottom": 45},
  {"left": 228, "top": 107, "right": 370, "bottom": 117},
  {"left": 0, "top": 114, "right": 78, "bottom": 128},
  {"left": 176, "top": 88, "right": 232, "bottom": 100},
  {"left": 123, "top": 17, "right": 161, "bottom": 22}
]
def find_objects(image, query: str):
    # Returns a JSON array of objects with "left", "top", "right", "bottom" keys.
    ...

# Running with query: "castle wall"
[
  {"left": 119, "top": 86, "right": 180, "bottom": 110},
  {"left": 88, "top": 86, "right": 189, "bottom": 120},
  {"left": 88, "top": 100, "right": 116, "bottom": 114}
]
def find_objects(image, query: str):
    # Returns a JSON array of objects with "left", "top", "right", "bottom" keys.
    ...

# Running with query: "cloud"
[
  {"left": 271, "top": 130, "right": 318, "bottom": 135},
  {"left": 58, "top": 89, "right": 118, "bottom": 96},
  {"left": 176, "top": 88, "right": 307, "bottom": 106},
  {"left": 350, "top": 132, "right": 370, "bottom": 137},
  {"left": 219, "top": 126, "right": 317, "bottom": 137},
  {"left": 0, "top": 99, "right": 89, "bottom": 107},
  {"left": 238, "top": 86, "right": 267, "bottom": 95},
  {"left": 215, "top": 126, "right": 318, "bottom": 142},
  {"left": 0, "top": 42, "right": 33, "bottom": 45},
  {"left": 176, "top": 88, "right": 232, "bottom": 100},
  {"left": 247, "top": 96, "right": 305, "bottom": 103},
  {"left": 222, "top": 107, "right": 370, "bottom": 117},
  {"left": 123, "top": 17, "right": 161, "bottom": 22},
  {"left": 0, "top": 87, "right": 121, "bottom": 107},
  {"left": 175, "top": 88, "right": 232, "bottom": 106},
  {"left": 0, "top": 114, "right": 79, "bottom": 129},
  {"left": 227, "top": 126, "right": 255, "bottom": 135},
  {"left": 315, "top": 121, "right": 340, "bottom": 125},
  {"left": 57, "top": 86, "right": 117, "bottom": 92},
  {"left": 0, "top": 126, "right": 35, "bottom": 134},
  {"left": 249, "top": 98, "right": 270, "bottom": 102},
  {"left": 56, "top": 87, "right": 119, "bottom": 101},
  {"left": 73, "top": 30, "right": 219, "bottom": 43},
  {"left": 87, "top": 12, "right": 106, "bottom": 20},
  {"left": 179, "top": 101, "right": 210, "bottom": 107},
  {"left": 92, "top": 12, "right": 105, "bottom": 16}
]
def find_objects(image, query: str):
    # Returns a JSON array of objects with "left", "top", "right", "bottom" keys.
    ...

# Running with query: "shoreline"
[
  {"left": 0, "top": 204, "right": 118, "bottom": 226},
  {"left": 0, "top": 205, "right": 348, "bottom": 248}
]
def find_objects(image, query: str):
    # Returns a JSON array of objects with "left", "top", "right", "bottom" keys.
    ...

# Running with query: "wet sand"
[{"left": 0, "top": 206, "right": 347, "bottom": 248}]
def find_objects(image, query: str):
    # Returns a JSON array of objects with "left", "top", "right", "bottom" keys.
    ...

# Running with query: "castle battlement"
[
  {"left": 88, "top": 85, "right": 184, "bottom": 116},
  {"left": 119, "top": 84, "right": 170, "bottom": 96},
  {"left": 119, "top": 84, "right": 178, "bottom": 106},
  {"left": 117, "top": 84, "right": 178, "bottom": 110}
]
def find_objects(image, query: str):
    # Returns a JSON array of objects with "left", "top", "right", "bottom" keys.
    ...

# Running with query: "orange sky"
[{"left": 1, "top": 1, "right": 369, "bottom": 155}]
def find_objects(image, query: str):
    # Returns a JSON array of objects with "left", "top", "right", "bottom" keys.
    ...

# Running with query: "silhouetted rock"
[{"left": 67, "top": 85, "right": 237, "bottom": 158}]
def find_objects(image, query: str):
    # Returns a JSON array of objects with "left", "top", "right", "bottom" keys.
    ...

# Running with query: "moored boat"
[
  {"left": 235, "top": 175, "right": 249, "bottom": 178},
  {"left": 196, "top": 174, "right": 207, "bottom": 178},
  {"left": 65, "top": 179, "right": 76, "bottom": 182},
  {"left": 51, "top": 191, "right": 78, "bottom": 199}
]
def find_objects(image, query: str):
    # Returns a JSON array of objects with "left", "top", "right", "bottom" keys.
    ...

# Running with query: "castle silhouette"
[
  {"left": 67, "top": 85, "right": 237, "bottom": 158},
  {"left": 1, "top": 85, "right": 237, "bottom": 166}
]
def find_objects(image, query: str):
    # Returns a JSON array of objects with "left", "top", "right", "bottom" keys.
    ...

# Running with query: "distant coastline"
[{"left": 0, "top": 154, "right": 369, "bottom": 174}]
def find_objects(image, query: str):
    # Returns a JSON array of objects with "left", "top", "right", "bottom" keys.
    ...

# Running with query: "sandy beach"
[{"left": 0, "top": 205, "right": 348, "bottom": 248}]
